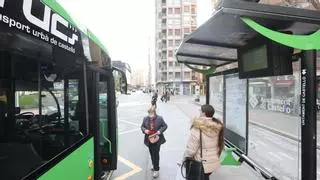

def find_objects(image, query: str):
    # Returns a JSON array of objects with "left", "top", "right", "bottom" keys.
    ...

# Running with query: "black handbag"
[{"left": 181, "top": 130, "right": 205, "bottom": 180}]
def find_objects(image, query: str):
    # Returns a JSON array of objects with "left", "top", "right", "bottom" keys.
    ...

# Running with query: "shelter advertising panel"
[
  {"left": 209, "top": 75, "right": 224, "bottom": 120},
  {"left": 225, "top": 73, "right": 248, "bottom": 154}
]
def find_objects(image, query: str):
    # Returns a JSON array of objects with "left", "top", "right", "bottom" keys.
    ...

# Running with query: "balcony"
[
  {"left": 161, "top": 33, "right": 166, "bottom": 40},
  {"left": 160, "top": 45, "right": 167, "bottom": 51},
  {"left": 160, "top": 52, "right": 167, "bottom": 58},
  {"left": 160, "top": 67, "right": 168, "bottom": 71},
  {"left": 162, "top": 17, "right": 167, "bottom": 23}
]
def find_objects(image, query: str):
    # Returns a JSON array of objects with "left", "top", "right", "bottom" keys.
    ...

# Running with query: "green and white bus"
[{"left": 0, "top": 0, "right": 126, "bottom": 179}]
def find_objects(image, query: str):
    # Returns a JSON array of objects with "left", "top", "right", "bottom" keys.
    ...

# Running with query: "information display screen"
[{"left": 242, "top": 44, "right": 268, "bottom": 72}]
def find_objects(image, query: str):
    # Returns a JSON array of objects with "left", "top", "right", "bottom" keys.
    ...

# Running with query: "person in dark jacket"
[
  {"left": 151, "top": 91, "right": 158, "bottom": 107},
  {"left": 141, "top": 105, "right": 168, "bottom": 178}
]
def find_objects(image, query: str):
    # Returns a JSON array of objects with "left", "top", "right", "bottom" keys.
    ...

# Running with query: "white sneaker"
[{"left": 153, "top": 171, "right": 159, "bottom": 178}]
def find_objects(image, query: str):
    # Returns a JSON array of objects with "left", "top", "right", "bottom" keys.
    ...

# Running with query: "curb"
[{"left": 191, "top": 100, "right": 320, "bottom": 150}]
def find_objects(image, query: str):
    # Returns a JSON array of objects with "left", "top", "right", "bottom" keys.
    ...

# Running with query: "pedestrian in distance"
[
  {"left": 160, "top": 92, "right": 167, "bottom": 103},
  {"left": 182, "top": 104, "right": 224, "bottom": 180},
  {"left": 151, "top": 91, "right": 158, "bottom": 108},
  {"left": 141, "top": 105, "right": 168, "bottom": 178}
]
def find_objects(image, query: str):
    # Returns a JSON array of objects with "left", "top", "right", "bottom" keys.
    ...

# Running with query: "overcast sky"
[{"left": 58, "top": 0, "right": 211, "bottom": 81}]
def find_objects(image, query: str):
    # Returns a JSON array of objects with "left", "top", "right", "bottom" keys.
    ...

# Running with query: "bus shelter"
[{"left": 175, "top": 1, "right": 320, "bottom": 179}]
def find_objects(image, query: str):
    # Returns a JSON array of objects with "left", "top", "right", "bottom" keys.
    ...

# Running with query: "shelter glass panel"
[
  {"left": 208, "top": 75, "right": 224, "bottom": 120},
  {"left": 248, "top": 61, "right": 301, "bottom": 180}
]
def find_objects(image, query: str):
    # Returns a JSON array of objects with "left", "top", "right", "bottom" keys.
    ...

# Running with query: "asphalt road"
[
  {"left": 112, "top": 92, "right": 262, "bottom": 180},
  {"left": 112, "top": 92, "right": 190, "bottom": 180}
]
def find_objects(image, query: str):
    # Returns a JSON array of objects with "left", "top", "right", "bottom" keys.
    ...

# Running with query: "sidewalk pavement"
[
  {"left": 193, "top": 95, "right": 320, "bottom": 148},
  {"left": 159, "top": 97, "right": 263, "bottom": 180}
]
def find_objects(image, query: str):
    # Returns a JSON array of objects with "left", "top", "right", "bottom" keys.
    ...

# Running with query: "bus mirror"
[
  {"left": 112, "top": 67, "right": 128, "bottom": 95},
  {"left": 120, "top": 77, "right": 127, "bottom": 94}
]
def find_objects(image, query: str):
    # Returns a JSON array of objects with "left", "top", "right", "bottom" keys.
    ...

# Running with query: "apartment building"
[{"left": 155, "top": 0, "right": 202, "bottom": 95}]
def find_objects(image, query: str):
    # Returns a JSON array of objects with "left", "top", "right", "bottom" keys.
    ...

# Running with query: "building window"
[
  {"left": 184, "top": 6, "right": 190, "bottom": 13},
  {"left": 175, "top": 72, "right": 180, "bottom": 79},
  {"left": 174, "top": 8, "right": 181, "bottom": 14},
  {"left": 161, "top": 72, "right": 167, "bottom": 81},
  {"left": 175, "top": 39, "right": 181, "bottom": 46},
  {"left": 168, "top": 40, "right": 173, "bottom": 47},
  {"left": 191, "top": 16, "right": 197, "bottom": 25},
  {"left": 191, "top": 26, "right": 197, "bottom": 32},
  {"left": 169, "top": 72, "right": 174, "bottom": 80},
  {"left": 169, "top": 61, "right": 173, "bottom": 67},
  {"left": 168, "top": 50, "right": 173, "bottom": 57},
  {"left": 175, "top": 29, "right": 181, "bottom": 36},
  {"left": 184, "top": 72, "right": 191, "bottom": 79},
  {"left": 173, "top": 19, "right": 181, "bottom": 25},
  {"left": 191, "top": 5, "right": 196, "bottom": 14},
  {"left": 184, "top": 28, "right": 190, "bottom": 33},
  {"left": 175, "top": 62, "right": 180, "bottom": 66},
  {"left": 161, "top": 62, "right": 167, "bottom": 70},
  {"left": 168, "top": 8, "right": 173, "bottom": 14},
  {"left": 183, "top": 16, "right": 191, "bottom": 25},
  {"left": 168, "top": 29, "right": 173, "bottom": 36}
]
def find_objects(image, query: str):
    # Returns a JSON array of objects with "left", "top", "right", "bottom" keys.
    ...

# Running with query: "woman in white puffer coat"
[{"left": 183, "top": 104, "right": 224, "bottom": 180}]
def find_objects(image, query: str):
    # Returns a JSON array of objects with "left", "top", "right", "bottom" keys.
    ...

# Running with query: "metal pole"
[
  {"left": 300, "top": 50, "right": 317, "bottom": 180},
  {"left": 180, "top": 0, "right": 183, "bottom": 95}
]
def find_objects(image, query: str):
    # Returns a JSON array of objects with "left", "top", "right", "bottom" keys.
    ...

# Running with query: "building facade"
[
  {"left": 132, "top": 69, "right": 148, "bottom": 87},
  {"left": 155, "top": 0, "right": 202, "bottom": 95}
]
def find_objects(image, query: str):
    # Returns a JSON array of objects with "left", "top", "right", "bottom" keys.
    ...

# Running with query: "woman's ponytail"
[{"left": 213, "top": 117, "right": 224, "bottom": 156}]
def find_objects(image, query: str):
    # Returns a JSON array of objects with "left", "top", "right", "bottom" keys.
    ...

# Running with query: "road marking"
[
  {"left": 265, "top": 167, "right": 272, "bottom": 172},
  {"left": 268, "top": 152, "right": 282, "bottom": 160},
  {"left": 249, "top": 140, "right": 256, "bottom": 147},
  {"left": 279, "top": 152, "right": 295, "bottom": 161},
  {"left": 119, "top": 102, "right": 149, "bottom": 107},
  {"left": 119, "top": 120, "right": 140, "bottom": 126},
  {"left": 119, "top": 128, "right": 140, "bottom": 135},
  {"left": 115, "top": 156, "right": 142, "bottom": 180},
  {"left": 257, "top": 140, "right": 267, "bottom": 147}
]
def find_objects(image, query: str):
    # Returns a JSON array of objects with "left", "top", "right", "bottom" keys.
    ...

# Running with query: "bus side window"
[
  {"left": 68, "top": 80, "right": 80, "bottom": 131},
  {"left": 98, "top": 75, "right": 110, "bottom": 154},
  {"left": 0, "top": 88, "right": 7, "bottom": 140}
]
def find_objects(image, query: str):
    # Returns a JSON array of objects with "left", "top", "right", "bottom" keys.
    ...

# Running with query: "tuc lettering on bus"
[{"left": 0, "top": 0, "right": 79, "bottom": 47}]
